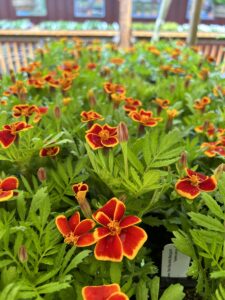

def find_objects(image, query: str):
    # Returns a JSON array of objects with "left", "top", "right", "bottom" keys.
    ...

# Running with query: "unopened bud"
[
  {"left": 18, "top": 245, "right": 28, "bottom": 263},
  {"left": 87, "top": 89, "right": 96, "bottom": 107},
  {"left": 214, "top": 163, "right": 225, "bottom": 181},
  {"left": 37, "top": 167, "right": 47, "bottom": 182},
  {"left": 118, "top": 122, "right": 129, "bottom": 143},
  {"left": 54, "top": 106, "right": 61, "bottom": 119},
  {"left": 179, "top": 151, "right": 187, "bottom": 170}
]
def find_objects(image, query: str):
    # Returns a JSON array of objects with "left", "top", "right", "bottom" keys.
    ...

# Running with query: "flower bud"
[
  {"left": 54, "top": 106, "right": 61, "bottom": 119},
  {"left": 37, "top": 167, "right": 47, "bottom": 182},
  {"left": 118, "top": 122, "right": 129, "bottom": 143},
  {"left": 87, "top": 89, "right": 96, "bottom": 107},
  {"left": 214, "top": 163, "right": 225, "bottom": 181},
  {"left": 178, "top": 151, "right": 187, "bottom": 170},
  {"left": 18, "top": 245, "right": 28, "bottom": 263}
]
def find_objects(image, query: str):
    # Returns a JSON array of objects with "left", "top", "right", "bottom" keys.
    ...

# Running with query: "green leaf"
[
  {"left": 172, "top": 230, "right": 196, "bottom": 257},
  {"left": 211, "top": 271, "right": 225, "bottom": 279},
  {"left": 37, "top": 282, "right": 70, "bottom": 294},
  {"left": 16, "top": 192, "right": 26, "bottom": 221},
  {"left": 61, "top": 249, "right": 90, "bottom": 276},
  {"left": 202, "top": 193, "right": 224, "bottom": 220},
  {"left": 136, "top": 279, "right": 148, "bottom": 300},
  {"left": 160, "top": 284, "right": 185, "bottom": 300},
  {"left": 188, "top": 212, "right": 225, "bottom": 232},
  {"left": 149, "top": 276, "right": 160, "bottom": 300},
  {"left": 110, "top": 262, "right": 122, "bottom": 284}
]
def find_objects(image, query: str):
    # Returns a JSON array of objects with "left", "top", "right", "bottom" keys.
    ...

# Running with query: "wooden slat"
[
  {"left": 216, "top": 46, "right": 224, "bottom": 65},
  {"left": 210, "top": 45, "right": 217, "bottom": 58},
  {"left": 203, "top": 45, "right": 210, "bottom": 56},
  {"left": 20, "top": 43, "right": 28, "bottom": 66},
  {"left": 13, "top": 42, "right": 21, "bottom": 72},
  {"left": 5, "top": 42, "right": 14, "bottom": 71},
  {"left": 0, "top": 43, "right": 7, "bottom": 74},
  {"left": 28, "top": 42, "right": 34, "bottom": 60}
]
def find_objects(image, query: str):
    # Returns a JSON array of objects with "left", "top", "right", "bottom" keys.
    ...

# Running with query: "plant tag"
[{"left": 161, "top": 244, "right": 190, "bottom": 278}]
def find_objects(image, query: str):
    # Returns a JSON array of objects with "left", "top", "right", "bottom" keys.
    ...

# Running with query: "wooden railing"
[{"left": 0, "top": 30, "right": 224, "bottom": 73}]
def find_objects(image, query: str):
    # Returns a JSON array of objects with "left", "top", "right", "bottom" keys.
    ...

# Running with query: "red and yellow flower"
[
  {"left": 87, "top": 63, "right": 98, "bottom": 70},
  {"left": 39, "top": 146, "right": 60, "bottom": 157},
  {"left": 0, "top": 122, "right": 32, "bottom": 148},
  {"left": 55, "top": 211, "right": 96, "bottom": 247},
  {"left": 82, "top": 284, "right": 128, "bottom": 300},
  {"left": 81, "top": 111, "right": 104, "bottom": 123},
  {"left": 12, "top": 104, "right": 43, "bottom": 123},
  {"left": 199, "top": 68, "right": 209, "bottom": 80},
  {"left": 200, "top": 142, "right": 225, "bottom": 157},
  {"left": 92, "top": 198, "right": 147, "bottom": 262},
  {"left": 175, "top": 168, "right": 217, "bottom": 200},
  {"left": 3, "top": 81, "right": 27, "bottom": 98},
  {"left": 58, "top": 61, "right": 80, "bottom": 74},
  {"left": 72, "top": 183, "right": 89, "bottom": 204},
  {"left": 153, "top": 98, "right": 170, "bottom": 115},
  {"left": 0, "top": 176, "right": 19, "bottom": 202},
  {"left": 110, "top": 58, "right": 125, "bottom": 65},
  {"left": 85, "top": 124, "right": 118, "bottom": 150},
  {"left": 123, "top": 97, "right": 142, "bottom": 112},
  {"left": 193, "top": 97, "right": 211, "bottom": 112},
  {"left": 147, "top": 46, "right": 160, "bottom": 56},
  {"left": 103, "top": 83, "right": 126, "bottom": 96},
  {"left": 129, "top": 109, "right": 162, "bottom": 127}
]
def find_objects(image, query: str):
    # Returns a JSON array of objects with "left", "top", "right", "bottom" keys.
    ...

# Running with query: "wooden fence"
[{"left": 0, "top": 30, "right": 224, "bottom": 73}]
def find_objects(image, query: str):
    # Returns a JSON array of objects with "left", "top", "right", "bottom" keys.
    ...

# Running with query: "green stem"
[{"left": 121, "top": 142, "right": 128, "bottom": 178}]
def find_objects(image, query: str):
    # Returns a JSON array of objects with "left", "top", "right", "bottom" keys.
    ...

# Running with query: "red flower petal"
[
  {"left": 140, "top": 109, "right": 152, "bottom": 118},
  {"left": 186, "top": 168, "right": 207, "bottom": 181},
  {"left": 102, "top": 125, "right": 117, "bottom": 136},
  {"left": 94, "top": 227, "right": 110, "bottom": 240},
  {"left": 86, "top": 133, "right": 103, "bottom": 150},
  {"left": 144, "top": 121, "right": 158, "bottom": 127},
  {"left": 68, "top": 211, "right": 80, "bottom": 231},
  {"left": 55, "top": 215, "right": 71, "bottom": 236},
  {"left": 0, "top": 130, "right": 16, "bottom": 148},
  {"left": 215, "top": 146, "right": 225, "bottom": 156},
  {"left": 120, "top": 226, "right": 147, "bottom": 259},
  {"left": 114, "top": 200, "right": 125, "bottom": 221},
  {"left": 15, "top": 121, "right": 31, "bottom": 132},
  {"left": 107, "top": 292, "right": 129, "bottom": 300},
  {"left": 39, "top": 146, "right": 60, "bottom": 157},
  {"left": 175, "top": 179, "right": 200, "bottom": 199},
  {"left": 101, "top": 137, "right": 119, "bottom": 147},
  {"left": 82, "top": 284, "right": 120, "bottom": 300},
  {"left": 1, "top": 176, "right": 19, "bottom": 191},
  {"left": 77, "top": 232, "right": 96, "bottom": 247},
  {"left": 74, "top": 219, "right": 95, "bottom": 236},
  {"left": 94, "top": 234, "right": 123, "bottom": 261},
  {"left": 199, "top": 176, "right": 217, "bottom": 192},
  {"left": 129, "top": 112, "right": 141, "bottom": 122},
  {"left": 120, "top": 215, "right": 141, "bottom": 228},
  {"left": 87, "top": 124, "right": 103, "bottom": 135},
  {"left": 0, "top": 190, "right": 14, "bottom": 202},
  {"left": 39, "top": 106, "right": 48, "bottom": 114},
  {"left": 94, "top": 212, "right": 111, "bottom": 226},
  {"left": 93, "top": 198, "right": 118, "bottom": 220}
]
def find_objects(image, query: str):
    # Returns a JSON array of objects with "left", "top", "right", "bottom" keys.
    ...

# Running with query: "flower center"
[
  {"left": 10, "top": 124, "right": 17, "bottom": 135},
  {"left": 99, "top": 130, "right": 110, "bottom": 141},
  {"left": 190, "top": 175, "right": 199, "bottom": 186},
  {"left": 64, "top": 232, "right": 78, "bottom": 245},
  {"left": 141, "top": 115, "right": 150, "bottom": 123},
  {"left": 107, "top": 220, "right": 121, "bottom": 236},
  {"left": 46, "top": 148, "right": 55, "bottom": 156}
]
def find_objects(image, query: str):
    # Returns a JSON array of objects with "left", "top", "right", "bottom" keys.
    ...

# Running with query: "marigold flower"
[
  {"left": 167, "top": 109, "right": 178, "bottom": 119},
  {"left": 27, "top": 74, "right": 45, "bottom": 89},
  {"left": 111, "top": 93, "right": 126, "bottom": 108},
  {"left": 175, "top": 168, "right": 217, "bottom": 200},
  {"left": 154, "top": 98, "right": 170, "bottom": 115},
  {"left": 85, "top": 124, "right": 118, "bottom": 150},
  {"left": 86, "top": 63, "right": 97, "bottom": 70},
  {"left": 82, "top": 284, "right": 129, "bottom": 300},
  {"left": 199, "top": 68, "right": 209, "bottom": 80},
  {"left": 194, "top": 122, "right": 216, "bottom": 138},
  {"left": 81, "top": 111, "right": 104, "bottom": 123},
  {"left": 213, "top": 86, "right": 225, "bottom": 97},
  {"left": 110, "top": 57, "right": 125, "bottom": 65},
  {"left": 201, "top": 142, "right": 225, "bottom": 157},
  {"left": 39, "top": 146, "right": 60, "bottom": 157},
  {"left": 58, "top": 61, "right": 80, "bottom": 73},
  {"left": 0, "top": 176, "right": 19, "bottom": 202},
  {"left": 123, "top": 97, "right": 142, "bottom": 112},
  {"left": 129, "top": 109, "right": 162, "bottom": 127},
  {"left": 170, "top": 67, "right": 185, "bottom": 75},
  {"left": 147, "top": 46, "right": 160, "bottom": 56},
  {"left": 103, "top": 83, "right": 126, "bottom": 96},
  {"left": 92, "top": 198, "right": 147, "bottom": 261},
  {"left": 55, "top": 211, "right": 96, "bottom": 247},
  {"left": 194, "top": 97, "right": 211, "bottom": 112},
  {"left": 160, "top": 65, "right": 171, "bottom": 77},
  {"left": 12, "top": 104, "right": 42, "bottom": 123},
  {"left": 3, "top": 81, "right": 27, "bottom": 99},
  {"left": 72, "top": 183, "right": 89, "bottom": 204},
  {"left": 0, "top": 99, "right": 7, "bottom": 106},
  {"left": 0, "top": 122, "right": 32, "bottom": 148}
]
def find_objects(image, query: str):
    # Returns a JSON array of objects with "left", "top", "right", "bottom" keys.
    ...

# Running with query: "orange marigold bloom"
[
  {"left": 72, "top": 183, "right": 88, "bottom": 204},
  {"left": 0, "top": 176, "right": 19, "bottom": 202},
  {"left": 63, "top": 97, "right": 72, "bottom": 106},
  {"left": 199, "top": 68, "right": 209, "bottom": 80},
  {"left": 3, "top": 81, "right": 27, "bottom": 98},
  {"left": 123, "top": 97, "right": 142, "bottom": 112},
  {"left": 213, "top": 86, "right": 225, "bottom": 97},
  {"left": 0, "top": 122, "right": 32, "bottom": 148},
  {"left": 103, "top": 83, "right": 126, "bottom": 95},
  {"left": 12, "top": 104, "right": 39, "bottom": 122},
  {"left": 175, "top": 168, "right": 217, "bottom": 200},
  {"left": 58, "top": 61, "right": 80, "bottom": 73},
  {"left": 167, "top": 109, "right": 178, "bottom": 119},
  {"left": 55, "top": 211, "right": 96, "bottom": 247},
  {"left": 0, "top": 99, "right": 7, "bottom": 106},
  {"left": 110, "top": 57, "right": 125, "bottom": 65},
  {"left": 82, "top": 284, "right": 129, "bottom": 300},
  {"left": 200, "top": 142, "right": 225, "bottom": 157},
  {"left": 170, "top": 67, "right": 185, "bottom": 75},
  {"left": 147, "top": 46, "right": 160, "bottom": 56},
  {"left": 81, "top": 111, "right": 104, "bottom": 123},
  {"left": 154, "top": 98, "right": 170, "bottom": 114},
  {"left": 39, "top": 146, "right": 60, "bottom": 157},
  {"left": 85, "top": 124, "right": 118, "bottom": 150},
  {"left": 194, "top": 122, "right": 216, "bottom": 138},
  {"left": 92, "top": 198, "right": 147, "bottom": 262},
  {"left": 129, "top": 109, "right": 162, "bottom": 127},
  {"left": 86, "top": 63, "right": 97, "bottom": 70},
  {"left": 193, "top": 97, "right": 211, "bottom": 112},
  {"left": 111, "top": 93, "right": 126, "bottom": 107}
]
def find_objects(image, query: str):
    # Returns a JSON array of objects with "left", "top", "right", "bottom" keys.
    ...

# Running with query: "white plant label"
[{"left": 161, "top": 243, "right": 191, "bottom": 278}]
